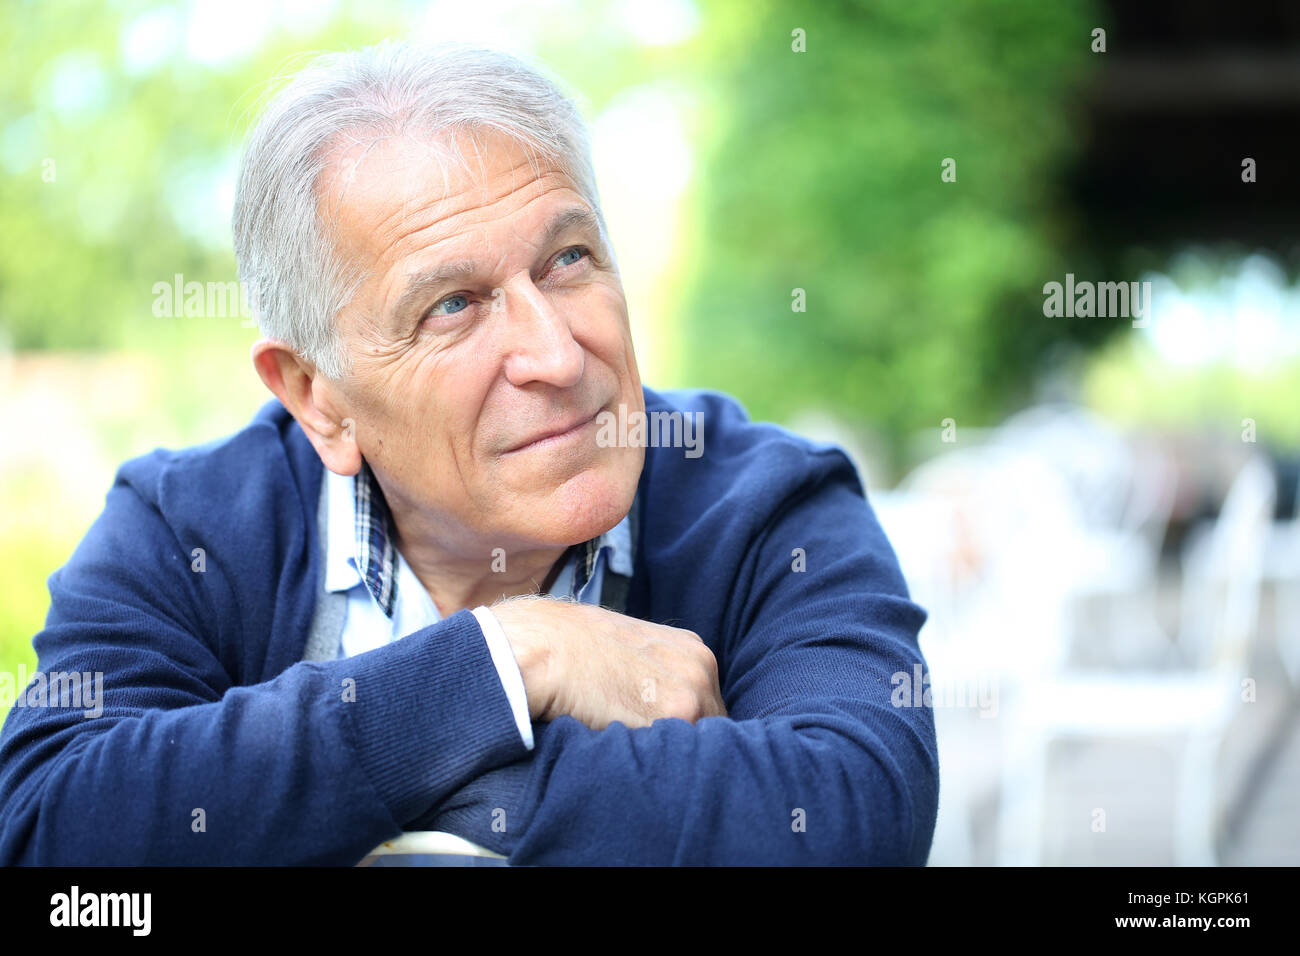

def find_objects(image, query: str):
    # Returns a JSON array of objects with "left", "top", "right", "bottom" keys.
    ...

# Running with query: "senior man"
[{"left": 0, "top": 40, "right": 937, "bottom": 866}]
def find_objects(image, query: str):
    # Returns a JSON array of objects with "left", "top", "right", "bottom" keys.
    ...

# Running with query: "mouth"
[{"left": 502, "top": 408, "right": 602, "bottom": 456}]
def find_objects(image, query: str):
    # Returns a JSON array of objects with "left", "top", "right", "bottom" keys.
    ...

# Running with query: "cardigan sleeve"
[
  {"left": 429, "top": 447, "right": 940, "bottom": 865},
  {"left": 0, "top": 471, "right": 530, "bottom": 865}
]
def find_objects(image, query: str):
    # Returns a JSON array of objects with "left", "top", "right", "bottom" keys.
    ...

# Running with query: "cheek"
[
  {"left": 573, "top": 297, "right": 633, "bottom": 370},
  {"left": 393, "top": 359, "right": 492, "bottom": 475},
  {"left": 375, "top": 412, "right": 467, "bottom": 502},
  {"left": 342, "top": 358, "right": 435, "bottom": 459}
]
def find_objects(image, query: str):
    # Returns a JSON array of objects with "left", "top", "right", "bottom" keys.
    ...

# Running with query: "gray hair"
[{"left": 231, "top": 39, "right": 606, "bottom": 379}]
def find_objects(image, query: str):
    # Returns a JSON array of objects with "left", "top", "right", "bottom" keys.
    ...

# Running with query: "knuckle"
[
  {"left": 696, "top": 664, "right": 716, "bottom": 693},
  {"left": 662, "top": 688, "right": 701, "bottom": 721},
  {"left": 665, "top": 624, "right": 702, "bottom": 645}
]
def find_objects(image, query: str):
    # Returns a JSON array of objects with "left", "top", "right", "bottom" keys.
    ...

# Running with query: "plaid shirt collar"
[{"left": 350, "top": 460, "right": 634, "bottom": 619}]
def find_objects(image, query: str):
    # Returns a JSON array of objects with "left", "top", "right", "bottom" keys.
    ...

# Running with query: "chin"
[{"left": 529, "top": 457, "right": 640, "bottom": 547}]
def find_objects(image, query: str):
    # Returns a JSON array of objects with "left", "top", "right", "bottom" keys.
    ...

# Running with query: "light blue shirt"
[{"left": 322, "top": 467, "right": 633, "bottom": 750}]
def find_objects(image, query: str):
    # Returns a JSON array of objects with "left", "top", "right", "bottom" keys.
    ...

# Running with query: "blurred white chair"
[
  {"left": 900, "top": 443, "right": 1083, "bottom": 683},
  {"left": 996, "top": 455, "right": 1276, "bottom": 866},
  {"left": 994, "top": 404, "right": 1134, "bottom": 528},
  {"left": 1058, "top": 442, "right": 1179, "bottom": 668},
  {"left": 886, "top": 445, "right": 1083, "bottom": 864},
  {"left": 998, "top": 407, "right": 1179, "bottom": 668}
]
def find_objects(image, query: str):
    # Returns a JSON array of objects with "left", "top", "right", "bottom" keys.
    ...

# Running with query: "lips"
[{"left": 503, "top": 409, "right": 600, "bottom": 454}]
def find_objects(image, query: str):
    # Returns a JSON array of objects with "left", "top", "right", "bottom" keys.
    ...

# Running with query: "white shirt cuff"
[{"left": 471, "top": 605, "right": 534, "bottom": 751}]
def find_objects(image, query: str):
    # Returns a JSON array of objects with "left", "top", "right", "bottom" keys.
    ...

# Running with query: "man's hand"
[{"left": 490, "top": 596, "right": 727, "bottom": 730}]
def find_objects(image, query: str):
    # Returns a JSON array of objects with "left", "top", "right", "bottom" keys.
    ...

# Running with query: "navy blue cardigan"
[{"left": 0, "top": 385, "right": 937, "bottom": 865}]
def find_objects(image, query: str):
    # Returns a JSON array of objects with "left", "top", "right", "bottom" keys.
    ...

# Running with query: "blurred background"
[{"left": 2, "top": 0, "right": 1298, "bottom": 864}]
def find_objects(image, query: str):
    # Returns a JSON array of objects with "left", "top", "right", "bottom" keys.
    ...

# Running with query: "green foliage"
[
  {"left": 0, "top": 0, "right": 410, "bottom": 350},
  {"left": 677, "top": 0, "right": 1106, "bottom": 470}
]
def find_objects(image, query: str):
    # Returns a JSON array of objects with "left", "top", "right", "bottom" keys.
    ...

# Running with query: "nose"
[{"left": 499, "top": 273, "right": 585, "bottom": 389}]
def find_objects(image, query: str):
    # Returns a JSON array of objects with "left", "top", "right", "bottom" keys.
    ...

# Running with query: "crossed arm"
[
  {"left": 0, "top": 453, "right": 938, "bottom": 865},
  {"left": 431, "top": 468, "right": 940, "bottom": 865}
]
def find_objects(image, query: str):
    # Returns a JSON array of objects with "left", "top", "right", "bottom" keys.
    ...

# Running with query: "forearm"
[
  {"left": 0, "top": 610, "right": 528, "bottom": 865},
  {"left": 431, "top": 692, "right": 937, "bottom": 865}
]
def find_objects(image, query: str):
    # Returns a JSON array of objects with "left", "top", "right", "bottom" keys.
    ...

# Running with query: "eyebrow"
[{"left": 389, "top": 205, "right": 604, "bottom": 329}]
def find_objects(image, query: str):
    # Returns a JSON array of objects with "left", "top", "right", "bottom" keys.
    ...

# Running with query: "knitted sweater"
[{"left": 0, "top": 386, "right": 938, "bottom": 865}]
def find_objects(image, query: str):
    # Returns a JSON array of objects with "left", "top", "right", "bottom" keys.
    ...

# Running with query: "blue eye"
[
  {"left": 554, "top": 247, "right": 587, "bottom": 268},
  {"left": 429, "top": 293, "right": 469, "bottom": 317}
]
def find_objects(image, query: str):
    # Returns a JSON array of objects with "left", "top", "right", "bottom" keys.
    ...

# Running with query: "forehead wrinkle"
[
  {"left": 374, "top": 168, "right": 572, "bottom": 298},
  {"left": 369, "top": 158, "right": 551, "bottom": 272},
  {"left": 323, "top": 129, "right": 556, "bottom": 269},
  {"left": 344, "top": 127, "right": 558, "bottom": 233},
  {"left": 389, "top": 137, "right": 542, "bottom": 229}
]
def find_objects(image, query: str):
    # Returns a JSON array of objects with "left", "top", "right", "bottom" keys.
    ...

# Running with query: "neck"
[{"left": 387, "top": 514, "right": 573, "bottom": 618}]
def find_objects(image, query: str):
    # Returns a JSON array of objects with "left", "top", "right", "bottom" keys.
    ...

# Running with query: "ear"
[{"left": 251, "top": 338, "right": 361, "bottom": 476}]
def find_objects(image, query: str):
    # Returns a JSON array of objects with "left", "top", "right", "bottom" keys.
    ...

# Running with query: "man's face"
[{"left": 313, "top": 128, "right": 645, "bottom": 557}]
